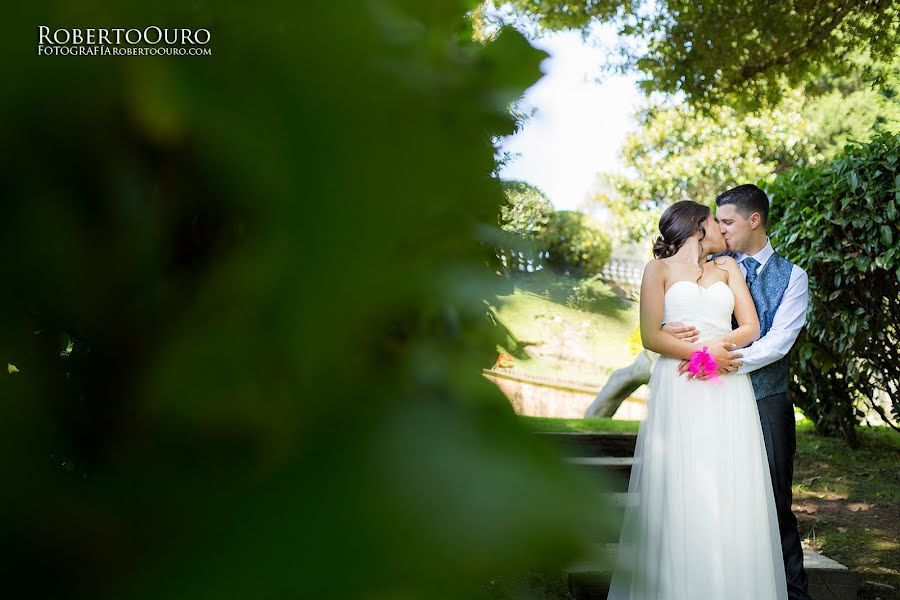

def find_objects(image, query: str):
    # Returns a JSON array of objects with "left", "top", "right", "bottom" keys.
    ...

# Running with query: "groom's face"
[{"left": 715, "top": 203, "right": 749, "bottom": 253}]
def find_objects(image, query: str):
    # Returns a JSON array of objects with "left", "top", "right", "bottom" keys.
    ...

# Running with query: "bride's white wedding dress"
[{"left": 607, "top": 280, "right": 788, "bottom": 599}]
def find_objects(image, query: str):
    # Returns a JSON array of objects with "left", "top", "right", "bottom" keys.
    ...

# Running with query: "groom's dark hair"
[{"left": 715, "top": 184, "right": 769, "bottom": 227}]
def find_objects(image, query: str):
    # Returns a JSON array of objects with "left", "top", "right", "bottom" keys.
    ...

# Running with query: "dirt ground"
[{"left": 793, "top": 426, "right": 900, "bottom": 599}]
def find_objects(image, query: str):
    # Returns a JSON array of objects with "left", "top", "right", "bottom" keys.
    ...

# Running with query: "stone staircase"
[{"left": 536, "top": 431, "right": 859, "bottom": 600}]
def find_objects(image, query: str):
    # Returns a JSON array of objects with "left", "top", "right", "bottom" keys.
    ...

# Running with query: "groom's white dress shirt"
[{"left": 733, "top": 237, "right": 809, "bottom": 376}]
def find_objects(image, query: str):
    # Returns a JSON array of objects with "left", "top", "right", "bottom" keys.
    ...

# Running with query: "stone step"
[
  {"left": 535, "top": 431, "right": 637, "bottom": 457},
  {"left": 565, "top": 543, "right": 858, "bottom": 600},
  {"left": 603, "top": 492, "right": 630, "bottom": 507},
  {"left": 565, "top": 456, "right": 634, "bottom": 492},
  {"left": 804, "top": 550, "right": 859, "bottom": 600}
]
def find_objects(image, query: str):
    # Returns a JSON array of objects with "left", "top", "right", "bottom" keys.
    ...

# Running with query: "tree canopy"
[
  {"left": 589, "top": 62, "right": 900, "bottom": 243},
  {"left": 488, "top": 0, "right": 900, "bottom": 109},
  {"left": 499, "top": 179, "right": 554, "bottom": 239}
]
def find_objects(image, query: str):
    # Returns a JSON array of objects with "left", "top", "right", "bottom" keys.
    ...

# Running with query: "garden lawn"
[{"left": 488, "top": 271, "right": 640, "bottom": 383}]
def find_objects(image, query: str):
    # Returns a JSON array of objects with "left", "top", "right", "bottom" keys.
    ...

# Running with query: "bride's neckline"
[{"left": 664, "top": 279, "right": 729, "bottom": 296}]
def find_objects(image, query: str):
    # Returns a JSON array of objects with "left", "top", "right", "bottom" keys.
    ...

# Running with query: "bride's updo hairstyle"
[{"left": 652, "top": 200, "right": 712, "bottom": 259}]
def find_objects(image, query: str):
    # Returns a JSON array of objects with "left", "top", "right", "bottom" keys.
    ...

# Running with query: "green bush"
[
  {"left": 565, "top": 274, "right": 617, "bottom": 312},
  {"left": 767, "top": 132, "right": 900, "bottom": 444},
  {"left": 541, "top": 210, "right": 612, "bottom": 276}
]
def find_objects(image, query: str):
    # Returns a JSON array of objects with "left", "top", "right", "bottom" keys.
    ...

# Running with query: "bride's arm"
[
  {"left": 718, "top": 256, "right": 760, "bottom": 348},
  {"left": 639, "top": 260, "right": 703, "bottom": 360}
]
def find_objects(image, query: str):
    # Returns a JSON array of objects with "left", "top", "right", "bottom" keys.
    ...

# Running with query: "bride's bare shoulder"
[
  {"left": 642, "top": 259, "right": 669, "bottom": 288},
  {"left": 643, "top": 258, "right": 669, "bottom": 275}
]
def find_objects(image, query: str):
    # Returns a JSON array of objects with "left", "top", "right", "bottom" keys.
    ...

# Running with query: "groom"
[{"left": 663, "top": 184, "right": 812, "bottom": 600}]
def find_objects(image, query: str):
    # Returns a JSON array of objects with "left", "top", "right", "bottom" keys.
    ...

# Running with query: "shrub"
[
  {"left": 565, "top": 274, "right": 617, "bottom": 312},
  {"left": 541, "top": 210, "right": 613, "bottom": 276},
  {"left": 767, "top": 132, "right": 900, "bottom": 444}
]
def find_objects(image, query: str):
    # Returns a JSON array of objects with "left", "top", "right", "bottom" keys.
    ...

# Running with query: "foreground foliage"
[{"left": 0, "top": 2, "right": 615, "bottom": 597}]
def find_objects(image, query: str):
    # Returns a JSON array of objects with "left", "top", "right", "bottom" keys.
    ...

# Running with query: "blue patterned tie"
[{"left": 743, "top": 257, "right": 760, "bottom": 288}]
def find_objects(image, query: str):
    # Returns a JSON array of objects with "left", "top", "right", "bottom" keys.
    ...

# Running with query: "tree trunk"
[{"left": 584, "top": 350, "right": 658, "bottom": 418}]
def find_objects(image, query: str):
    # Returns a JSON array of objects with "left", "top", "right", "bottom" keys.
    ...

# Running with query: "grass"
[
  {"left": 487, "top": 271, "right": 640, "bottom": 382},
  {"left": 525, "top": 416, "right": 641, "bottom": 433},
  {"left": 519, "top": 415, "right": 900, "bottom": 599}
]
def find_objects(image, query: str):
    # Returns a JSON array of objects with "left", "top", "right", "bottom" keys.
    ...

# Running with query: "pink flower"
[{"left": 689, "top": 346, "right": 721, "bottom": 383}]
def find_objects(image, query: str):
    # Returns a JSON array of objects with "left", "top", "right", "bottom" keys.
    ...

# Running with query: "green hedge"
[
  {"left": 767, "top": 132, "right": 900, "bottom": 444},
  {"left": 541, "top": 210, "right": 613, "bottom": 276}
]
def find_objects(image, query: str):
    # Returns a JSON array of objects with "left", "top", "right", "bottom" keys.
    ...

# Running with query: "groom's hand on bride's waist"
[{"left": 661, "top": 322, "right": 699, "bottom": 343}]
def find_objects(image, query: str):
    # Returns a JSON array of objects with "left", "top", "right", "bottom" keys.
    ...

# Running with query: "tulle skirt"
[{"left": 607, "top": 355, "right": 788, "bottom": 600}]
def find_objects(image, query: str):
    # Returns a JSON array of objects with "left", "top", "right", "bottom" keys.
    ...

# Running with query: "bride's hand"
[
  {"left": 676, "top": 359, "right": 695, "bottom": 379},
  {"left": 700, "top": 365, "right": 730, "bottom": 380},
  {"left": 676, "top": 359, "right": 719, "bottom": 380},
  {"left": 686, "top": 363, "right": 731, "bottom": 381},
  {"left": 677, "top": 340, "right": 742, "bottom": 379}
]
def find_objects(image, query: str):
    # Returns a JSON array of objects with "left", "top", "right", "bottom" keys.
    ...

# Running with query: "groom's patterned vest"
[{"left": 724, "top": 252, "right": 795, "bottom": 400}]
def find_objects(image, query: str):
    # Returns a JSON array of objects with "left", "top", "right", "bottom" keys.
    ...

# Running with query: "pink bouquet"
[{"left": 688, "top": 346, "right": 721, "bottom": 383}]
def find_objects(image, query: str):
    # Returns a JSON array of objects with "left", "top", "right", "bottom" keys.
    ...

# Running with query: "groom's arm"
[{"left": 734, "top": 266, "right": 810, "bottom": 375}]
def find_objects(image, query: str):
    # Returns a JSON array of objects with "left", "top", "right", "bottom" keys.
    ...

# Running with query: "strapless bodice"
[{"left": 663, "top": 280, "right": 735, "bottom": 343}]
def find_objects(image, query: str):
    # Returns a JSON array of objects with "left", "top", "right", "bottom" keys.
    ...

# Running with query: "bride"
[{"left": 607, "top": 200, "right": 788, "bottom": 599}]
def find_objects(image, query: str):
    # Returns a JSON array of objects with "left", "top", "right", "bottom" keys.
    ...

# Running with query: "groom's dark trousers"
[{"left": 756, "top": 391, "right": 811, "bottom": 600}]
